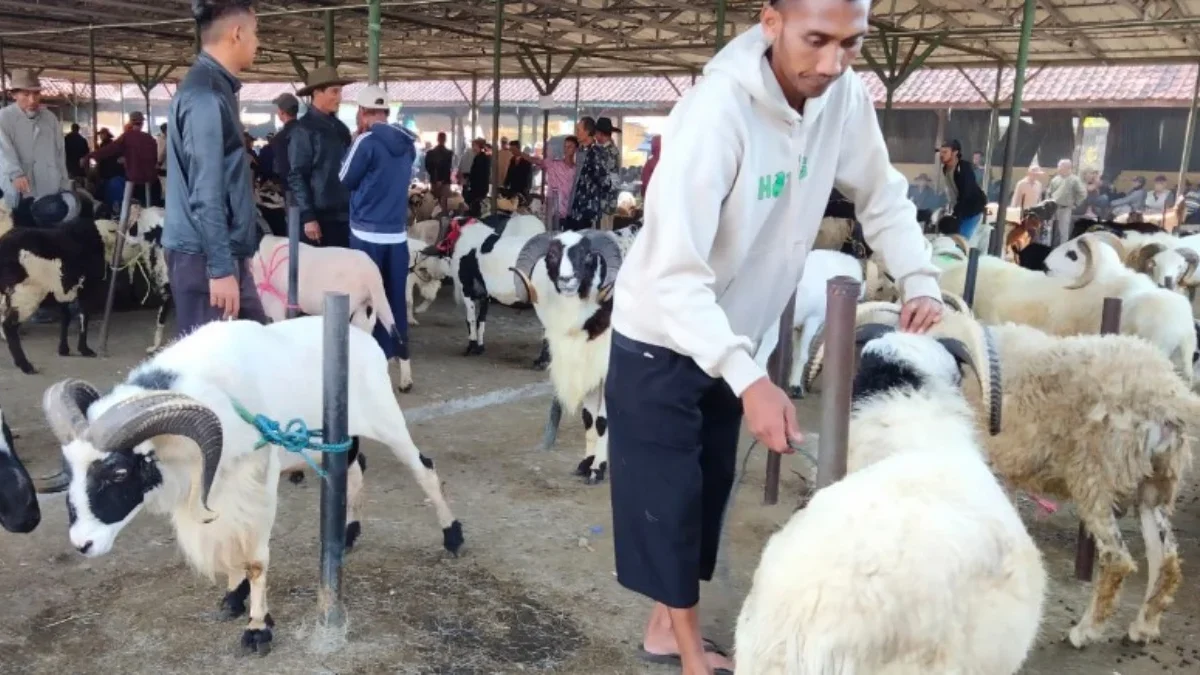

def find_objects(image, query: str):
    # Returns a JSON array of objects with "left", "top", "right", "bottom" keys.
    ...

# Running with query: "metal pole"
[
  {"left": 982, "top": 63, "right": 1002, "bottom": 197},
  {"left": 367, "top": 0, "right": 381, "bottom": 84},
  {"left": 143, "top": 63, "right": 152, "bottom": 122},
  {"left": 715, "top": 0, "right": 727, "bottom": 51},
  {"left": 991, "top": 0, "right": 1036, "bottom": 257},
  {"left": 1074, "top": 297, "right": 1120, "bottom": 581},
  {"left": 470, "top": 74, "right": 478, "bottom": 139},
  {"left": 490, "top": 0, "right": 504, "bottom": 214},
  {"left": 542, "top": 53, "right": 552, "bottom": 202},
  {"left": 962, "top": 248, "right": 981, "bottom": 308},
  {"left": 763, "top": 293, "right": 796, "bottom": 505},
  {"left": 98, "top": 181, "right": 137, "bottom": 355},
  {"left": 287, "top": 203, "right": 301, "bottom": 320},
  {"left": 1177, "top": 62, "right": 1200, "bottom": 198},
  {"left": 324, "top": 10, "right": 335, "bottom": 67},
  {"left": 816, "top": 276, "right": 859, "bottom": 490},
  {"left": 573, "top": 73, "right": 580, "bottom": 124},
  {"left": 318, "top": 292, "right": 350, "bottom": 628},
  {"left": 90, "top": 28, "right": 98, "bottom": 148},
  {"left": 0, "top": 38, "right": 7, "bottom": 108}
]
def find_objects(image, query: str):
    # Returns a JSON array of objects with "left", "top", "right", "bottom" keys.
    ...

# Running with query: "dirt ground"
[{"left": 0, "top": 294, "right": 1198, "bottom": 675}]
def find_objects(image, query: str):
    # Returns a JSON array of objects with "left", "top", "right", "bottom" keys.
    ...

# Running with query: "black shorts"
[{"left": 606, "top": 332, "right": 743, "bottom": 609}]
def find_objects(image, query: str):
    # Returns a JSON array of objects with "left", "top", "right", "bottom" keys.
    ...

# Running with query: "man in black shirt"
[{"left": 424, "top": 131, "right": 454, "bottom": 210}]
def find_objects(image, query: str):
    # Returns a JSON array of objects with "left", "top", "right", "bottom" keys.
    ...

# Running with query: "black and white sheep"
[
  {"left": 511, "top": 229, "right": 623, "bottom": 484},
  {"left": 44, "top": 316, "right": 462, "bottom": 654},
  {"left": 0, "top": 404, "right": 41, "bottom": 533},
  {"left": 0, "top": 191, "right": 106, "bottom": 373},
  {"left": 738, "top": 327, "right": 1045, "bottom": 674}
]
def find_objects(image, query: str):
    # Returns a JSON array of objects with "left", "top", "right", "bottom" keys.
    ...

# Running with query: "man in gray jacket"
[
  {"left": 0, "top": 69, "right": 71, "bottom": 209},
  {"left": 163, "top": 0, "right": 266, "bottom": 336}
]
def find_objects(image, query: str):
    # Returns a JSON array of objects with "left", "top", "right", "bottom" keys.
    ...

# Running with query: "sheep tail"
[{"left": 365, "top": 266, "right": 400, "bottom": 335}]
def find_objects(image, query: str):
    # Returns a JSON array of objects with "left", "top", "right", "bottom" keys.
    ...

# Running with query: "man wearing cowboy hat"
[
  {"left": 287, "top": 65, "right": 355, "bottom": 248},
  {"left": 0, "top": 68, "right": 72, "bottom": 210}
]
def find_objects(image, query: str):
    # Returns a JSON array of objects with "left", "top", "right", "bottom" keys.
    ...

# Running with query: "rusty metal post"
[
  {"left": 816, "top": 276, "right": 860, "bottom": 489},
  {"left": 98, "top": 180, "right": 137, "bottom": 355},
  {"left": 763, "top": 292, "right": 797, "bottom": 505},
  {"left": 1075, "top": 297, "right": 1121, "bottom": 581},
  {"left": 318, "top": 293, "right": 350, "bottom": 628},
  {"left": 962, "top": 248, "right": 981, "bottom": 308}
]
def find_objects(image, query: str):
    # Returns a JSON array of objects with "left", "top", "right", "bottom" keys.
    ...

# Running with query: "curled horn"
[
  {"left": 802, "top": 302, "right": 903, "bottom": 392},
  {"left": 1088, "top": 230, "right": 1128, "bottom": 260},
  {"left": 1064, "top": 237, "right": 1098, "bottom": 290},
  {"left": 581, "top": 230, "right": 625, "bottom": 299},
  {"left": 510, "top": 232, "right": 554, "bottom": 305},
  {"left": 42, "top": 379, "right": 101, "bottom": 445},
  {"left": 85, "top": 392, "right": 224, "bottom": 523},
  {"left": 1178, "top": 247, "right": 1200, "bottom": 286},
  {"left": 939, "top": 290, "right": 973, "bottom": 315},
  {"left": 1127, "top": 242, "right": 1166, "bottom": 274}
]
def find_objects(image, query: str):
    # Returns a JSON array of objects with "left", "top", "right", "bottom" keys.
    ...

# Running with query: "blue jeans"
[
  {"left": 959, "top": 212, "right": 983, "bottom": 241},
  {"left": 349, "top": 234, "right": 410, "bottom": 361}
]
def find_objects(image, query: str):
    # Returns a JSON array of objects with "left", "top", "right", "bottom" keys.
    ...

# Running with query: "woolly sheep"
[
  {"left": 251, "top": 235, "right": 413, "bottom": 392},
  {"left": 806, "top": 300, "right": 1199, "bottom": 647},
  {"left": 44, "top": 317, "right": 462, "bottom": 654},
  {"left": 737, "top": 327, "right": 1045, "bottom": 674}
]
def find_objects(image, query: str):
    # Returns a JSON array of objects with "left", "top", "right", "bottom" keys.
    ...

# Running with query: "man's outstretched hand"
[
  {"left": 741, "top": 377, "right": 802, "bottom": 455},
  {"left": 900, "top": 296, "right": 942, "bottom": 334}
]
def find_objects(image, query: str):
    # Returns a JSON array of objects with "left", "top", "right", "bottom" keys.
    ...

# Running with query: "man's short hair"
[
  {"left": 564, "top": 135, "right": 579, "bottom": 146},
  {"left": 160, "top": 123, "right": 168, "bottom": 133},
  {"left": 508, "top": 140, "right": 520, "bottom": 149},
  {"left": 437, "top": 131, "right": 447, "bottom": 143},
  {"left": 70, "top": 123, "right": 80, "bottom": 132},
  {"left": 578, "top": 116, "right": 596, "bottom": 135},
  {"left": 272, "top": 92, "right": 299, "bottom": 117},
  {"left": 193, "top": 0, "right": 254, "bottom": 42}
]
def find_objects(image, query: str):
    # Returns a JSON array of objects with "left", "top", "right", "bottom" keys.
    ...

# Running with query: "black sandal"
[{"left": 638, "top": 637, "right": 732, "bottom": 670}]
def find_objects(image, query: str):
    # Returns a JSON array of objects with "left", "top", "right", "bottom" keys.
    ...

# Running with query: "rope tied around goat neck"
[{"left": 229, "top": 398, "right": 352, "bottom": 479}]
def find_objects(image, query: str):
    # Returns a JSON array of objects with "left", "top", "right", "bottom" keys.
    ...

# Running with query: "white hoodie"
[{"left": 613, "top": 25, "right": 942, "bottom": 397}]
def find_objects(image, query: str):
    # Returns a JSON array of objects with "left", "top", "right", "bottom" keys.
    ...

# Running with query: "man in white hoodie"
[{"left": 606, "top": 1, "right": 943, "bottom": 673}]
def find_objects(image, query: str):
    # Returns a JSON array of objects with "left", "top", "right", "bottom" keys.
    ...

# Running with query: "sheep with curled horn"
[
  {"left": 1123, "top": 240, "right": 1200, "bottom": 292},
  {"left": 510, "top": 229, "right": 624, "bottom": 484},
  {"left": 804, "top": 296, "right": 1200, "bottom": 648}
]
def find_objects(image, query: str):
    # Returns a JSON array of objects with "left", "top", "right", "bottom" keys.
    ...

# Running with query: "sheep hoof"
[
  {"left": 1124, "top": 623, "right": 1159, "bottom": 646},
  {"left": 397, "top": 383, "right": 413, "bottom": 394},
  {"left": 532, "top": 356, "right": 550, "bottom": 371},
  {"left": 240, "top": 618, "right": 274, "bottom": 656},
  {"left": 787, "top": 386, "right": 805, "bottom": 400},
  {"left": 464, "top": 341, "right": 485, "bottom": 356},
  {"left": 574, "top": 456, "right": 595, "bottom": 478},
  {"left": 586, "top": 462, "right": 608, "bottom": 485},
  {"left": 1067, "top": 623, "right": 1101, "bottom": 649},
  {"left": 287, "top": 471, "right": 305, "bottom": 485},
  {"left": 79, "top": 346, "right": 96, "bottom": 358},
  {"left": 218, "top": 579, "right": 250, "bottom": 620},
  {"left": 16, "top": 361, "right": 37, "bottom": 375},
  {"left": 345, "top": 521, "right": 362, "bottom": 551},
  {"left": 442, "top": 520, "right": 465, "bottom": 556},
  {"left": 408, "top": 317, "right": 420, "bottom": 326},
  {"left": 58, "top": 345, "right": 71, "bottom": 356}
]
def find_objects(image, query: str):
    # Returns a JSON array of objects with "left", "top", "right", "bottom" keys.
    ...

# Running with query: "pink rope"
[{"left": 255, "top": 243, "right": 300, "bottom": 311}]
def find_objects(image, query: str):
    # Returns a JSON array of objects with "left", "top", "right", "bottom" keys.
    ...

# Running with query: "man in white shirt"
[{"left": 607, "top": 1, "right": 943, "bottom": 673}]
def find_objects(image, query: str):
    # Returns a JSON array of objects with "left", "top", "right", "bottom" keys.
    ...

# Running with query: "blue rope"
[{"left": 231, "top": 399, "right": 352, "bottom": 479}]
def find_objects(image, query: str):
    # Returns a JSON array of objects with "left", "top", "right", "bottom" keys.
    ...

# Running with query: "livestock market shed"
[{"left": 2, "top": 1, "right": 1200, "bottom": 674}]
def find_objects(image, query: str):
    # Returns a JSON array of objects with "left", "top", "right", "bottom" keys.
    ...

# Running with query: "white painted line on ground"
[{"left": 403, "top": 381, "right": 554, "bottom": 424}]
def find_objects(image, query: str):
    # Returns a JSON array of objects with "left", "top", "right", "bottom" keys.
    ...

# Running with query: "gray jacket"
[
  {"left": 0, "top": 103, "right": 71, "bottom": 208},
  {"left": 162, "top": 52, "right": 257, "bottom": 279}
]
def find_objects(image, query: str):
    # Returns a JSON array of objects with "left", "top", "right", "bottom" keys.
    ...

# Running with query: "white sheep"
[
  {"left": 737, "top": 327, "right": 1045, "bottom": 674},
  {"left": 1099, "top": 231, "right": 1200, "bottom": 292},
  {"left": 44, "top": 316, "right": 462, "bottom": 654},
  {"left": 805, "top": 300, "right": 1199, "bottom": 647},
  {"left": 511, "top": 229, "right": 623, "bottom": 484},
  {"left": 405, "top": 234, "right": 451, "bottom": 326},
  {"left": 251, "top": 235, "right": 413, "bottom": 392},
  {"left": 938, "top": 235, "right": 1196, "bottom": 385}
]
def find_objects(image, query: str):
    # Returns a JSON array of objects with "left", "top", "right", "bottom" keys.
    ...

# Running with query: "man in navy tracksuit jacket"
[{"left": 338, "top": 85, "right": 417, "bottom": 373}]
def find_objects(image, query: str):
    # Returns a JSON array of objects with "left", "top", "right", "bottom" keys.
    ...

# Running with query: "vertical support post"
[
  {"left": 194, "top": 21, "right": 201, "bottom": 55},
  {"left": 763, "top": 293, "right": 796, "bottom": 505},
  {"left": 470, "top": 74, "right": 479, "bottom": 138},
  {"left": 883, "top": 87, "right": 895, "bottom": 141},
  {"left": 143, "top": 64, "right": 152, "bottom": 123},
  {"left": 90, "top": 27, "right": 98, "bottom": 148},
  {"left": 324, "top": 10, "right": 336, "bottom": 67},
  {"left": 490, "top": 0, "right": 504, "bottom": 214},
  {"left": 715, "top": 0, "right": 728, "bottom": 51},
  {"left": 573, "top": 73, "right": 581, "bottom": 124},
  {"left": 318, "top": 292, "right": 350, "bottom": 628},
  {"left": 1177, "top": 62, "right": 1200, "bottom": 198},
  {"left": 0, "top": 39, "right": 7, "bottom": 108},
  {"left": 991, "top": 0, "right": 1036, "bottom": 257},
  {"left": 816, "top": 276, "right": 859, "bottom": 490},
  {"left": 982, "top": 63, "right": 1002, "bottom": 197},
  {"left": 962, "top": 248, "right": 981, "bottom": 308},
  {"left": 98, "top": 181, "right": 137, "bottom": 355},
  {"left": 287, "top": 204, "right": 301, "bottom": 319},
  {"left": 367, "top": 0, "right": 381, "bottom": 84},
  {"left": 1074, "top": 297, "right": 1120, "bottom": 581},
  {"left": 542, "top": 54, "right": 552, "bottom": 201}
]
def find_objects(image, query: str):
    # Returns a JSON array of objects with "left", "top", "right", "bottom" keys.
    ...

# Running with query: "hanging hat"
[
  {"left": 6, "top": 69, "right": 42, "bottom": 93},
  {"left": 296, "top": 65, "right": 355, "bottom": 97}
]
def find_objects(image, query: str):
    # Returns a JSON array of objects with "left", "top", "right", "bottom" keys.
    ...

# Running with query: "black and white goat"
[
  {"left": 44, "top": 316, "right": 462, "bottom": 655},
  {"left": 0, "top": 404, "right": 41, "bottom": 533},
  {"left": 421, "top": 215, "right": 547, "bottom": 356},
  {"left": 0, "top": 191, "right": 105, "bottom": 373},
  {"left": 512, "top": 230, "right": 623, "bottom": 484}
]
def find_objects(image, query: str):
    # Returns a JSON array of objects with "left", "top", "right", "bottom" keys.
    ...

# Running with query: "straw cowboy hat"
[
  {"left": 5, "top": 69, "right": 43, "bottom": 93},
  {"left": 296, "top": 65, "right": 355, "bottom": 97}
]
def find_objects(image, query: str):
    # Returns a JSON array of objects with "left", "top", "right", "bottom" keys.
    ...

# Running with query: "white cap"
[{"left": 355, "top": 85, "right": 390, "bottom": 111}]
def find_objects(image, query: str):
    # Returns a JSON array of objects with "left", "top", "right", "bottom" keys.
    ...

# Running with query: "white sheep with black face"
[
  {"left": 737, "top": 325, "right": 1045, "bottom": 675},
  {"left": 0, "top": 405, "right": 41, "bottom": 534},
  {"left": 44, "top": 316, "right": 462, "bottom": 655},
  {"left": 511, "top": 229, "right": 623, "bottom": 484}
]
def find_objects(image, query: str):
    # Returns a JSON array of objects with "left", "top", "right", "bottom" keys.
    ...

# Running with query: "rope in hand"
[{"left": 230, "top": 398, "right": 352, "bottom": 479}]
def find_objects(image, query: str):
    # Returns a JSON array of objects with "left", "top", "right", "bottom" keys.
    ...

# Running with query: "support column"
[
  {"left": 1177, "top": 62, "right": 1200, "bottom": 197},
  {"left": 715, "top": 0, "right": 727, "bottom": 51},
  {"left": 861, "top": 30, "right": 945, "bottom": 153},
  {"left": 574, "top": 73, "right": 581, "bottom": 123},
  {"left": 367, "top": 0, "right": 381, "bottom": 84},
  {"left": 991, "top": 0, "right": 1036, "bottom": 257},
  {"left": 981, "top": 64, "right": 1002, "bottom": 196},
  {"left": 90, "top": 28, "right": 98, "bottom": 147},
  {"left": 490, "top": 0, "right": 504, "bottom": 213},
  {"left": 470, "top": 74, "right": 479, "bottom": 139},
  {"left": 0, "top": 39, "right": 7, "bottom": 108},
  {"left": 324, "top": 9, "right": 336, "bottom": 67}
]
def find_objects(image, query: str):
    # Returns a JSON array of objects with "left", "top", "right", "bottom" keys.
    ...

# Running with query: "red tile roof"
[{"left": 31, "top": 64, "right": 1200, "bottom": 110}]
